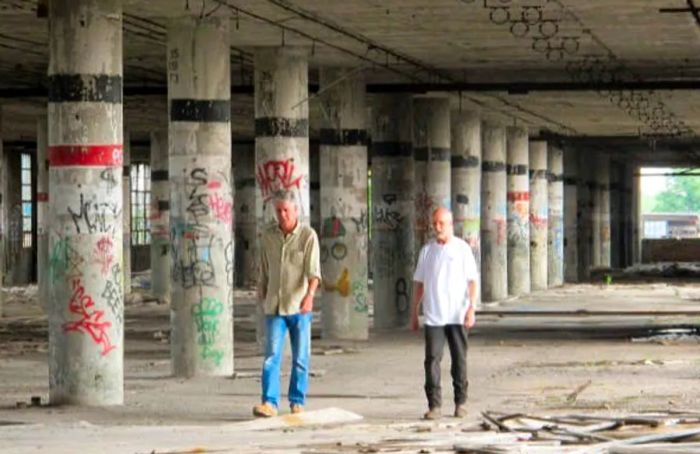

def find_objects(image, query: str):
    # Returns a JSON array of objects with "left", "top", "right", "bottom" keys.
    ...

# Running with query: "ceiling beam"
[{"left": 8, "top": 79, "right": 700, "bottom": 99}]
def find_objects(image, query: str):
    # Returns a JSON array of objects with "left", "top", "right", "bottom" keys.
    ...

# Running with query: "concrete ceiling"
[{"left": 2, "top": 0, "right": 700, "bottom": 157}]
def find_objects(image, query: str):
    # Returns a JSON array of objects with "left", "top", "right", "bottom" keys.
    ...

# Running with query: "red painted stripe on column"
[
  {"left": 507, "top": 191, "right": 530, "bottom": 202},
  {"left": 37, "top": 193, "right": 49, "bottom": 202},
  {"left": 49, "top": 145, "right": 123, "bottom": 167}
]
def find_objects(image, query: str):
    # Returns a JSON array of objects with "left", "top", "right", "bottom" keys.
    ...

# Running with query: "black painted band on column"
[
  {"left": 506, "top": 164, "right": 528, "bottom": 175},
  {"left": 609, "top": 183, "right": 621, "bottom": 191},
  {"left": 157, "top": 200, "right": 170, "bottom": 211},
  {"left": 235, "top": 177, "right": 256, "bottom": 190},
  {"left": 547, "top": 172, "right": 563, "bottom": 182},
  {"left": 414, "top": 147, "right": 451, "bottom": 162},
  {"left": 123, "top": 165, "right": 131, "bottom": 175},
  {"left": 49, "top": 74, "right": 122, "bottom": 103},
  {"left": 255, "top": 117, "right": 308, "bottom": 137},
  {"left": 530, "top": 169, "right": 548, "bottom": 179},
  {"left": 310, "top": 181, "right": 320, "bottom": 190},
  {"left": 151, "top": 170, "right": 169, "bottom": 181},
  {"left": 451, "top": 155, "right": 480, "bottom": 168},
  {"left": 371, "top": 142, "right": 412, "bottom": 158},
  {"left": 319, "top": 128, "right": 369, "bottom": 146},
  {"left": 564, "top": 177, "right": 578, "bottom": 185},
  {"left": 170, "top": 99, "right": 231, "bottom": 123},
  {"left": 482, "top": 160, "right": 506, "bottom": 172}
]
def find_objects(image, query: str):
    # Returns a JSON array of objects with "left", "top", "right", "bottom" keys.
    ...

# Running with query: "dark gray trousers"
[{"left": 424, "top": 324, "right": 468, "bottom": 409}]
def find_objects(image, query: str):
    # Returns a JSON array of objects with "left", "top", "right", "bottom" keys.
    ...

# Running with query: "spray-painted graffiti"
[
  {"left": 63, "top": 277, "right": 116, "bottom": 356},
  {"left": 101, "top": 263, "right": 123, "bottom": 328},
  {"left": 170, "top": 231, "right": 217, "bottom": 289},
  {"left": 208, "top": 193, "right": 233, "bottom": 225},
  {"left": 493, "top": 218, "right": 507, "bottom": 246},
  {"left": 67, "top": 193, "right": 121, "bottom": 234},
  {"left": 395, "top": 278, "right": 410, "bottom": 314},
  {"left": 94, "top": 236, "right": 114, "bottom": 276},
  {"left": 192, "top": 297, "right": 225, "bottom": 366},
  {"left": 322, "top": 216, "right": 346, "bottom": 238},
  {"left": 49, "top": 237, "right": 84, "bottom": 284},
  {"left": 320, "top": 242, "right": 348, "bottom": 263},
  {"left": 325, "top": 268, "right": 350, "bottom": 296},
  {"left": 256, "top": 159, "right": 303, "bottom": 201},
  {"left": 350, "top": 210, "right": 368, "bottom": 234},
  {"left": 351, "top": 278, "right": 368, "bottom": 313},
  {"left": 186, "top": 168, "right": 210, "bottom": 230}
]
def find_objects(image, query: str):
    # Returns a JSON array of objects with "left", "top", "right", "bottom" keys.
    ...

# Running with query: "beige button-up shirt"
[{"left": 259, "top": 222, "right": 322, "bottom": 315}]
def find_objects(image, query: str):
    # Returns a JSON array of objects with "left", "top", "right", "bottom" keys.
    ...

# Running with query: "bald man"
[{"left": 411, "top": 207, "right": 479, "bottom": 420}]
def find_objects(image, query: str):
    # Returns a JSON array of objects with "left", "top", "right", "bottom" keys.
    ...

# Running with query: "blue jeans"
[{"left": 262, "top": 313, "right": 312, "bottom": 408}]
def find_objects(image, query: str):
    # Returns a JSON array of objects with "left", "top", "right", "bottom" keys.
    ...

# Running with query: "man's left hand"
[
  {"left": 300, "top": 293, "right": 314, "bottom": 314},
  {"left": 464, "top": 309, "right": 475, "bottom": 329}
]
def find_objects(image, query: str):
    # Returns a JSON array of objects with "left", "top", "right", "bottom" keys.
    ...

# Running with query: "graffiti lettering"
[
  {"left": 67, "top": 193, "right": 120, "bottom": 234},
  {"left": 395, "top": 278, "right": 410, "bottom": 313},
  {"left": 94, "top": 236, "right": 114, "bottom": 276},
  {"left": 101, "top": 263, "right": 123, "bottom": 328},
  {"left": 192, "top": 297, "right": 224, "bottom": 366},
  {"left": 63, "top": 278, "right": 116, "bottom": 356},
  {"left": 256, "top": 159, "right": 303, "bottom": 199},
  {"left": 208, "top": 193, "right": 233, "bottom": 225}
]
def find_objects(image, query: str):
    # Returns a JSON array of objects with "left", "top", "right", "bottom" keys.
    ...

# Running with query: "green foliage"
[{"left": 652, "top": 171, "right": 700, "bottom": 213}]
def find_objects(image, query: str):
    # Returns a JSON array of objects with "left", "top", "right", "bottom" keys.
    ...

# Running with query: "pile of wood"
[{"left": 459, "top": 410, "right": 700, "bottom": 453}]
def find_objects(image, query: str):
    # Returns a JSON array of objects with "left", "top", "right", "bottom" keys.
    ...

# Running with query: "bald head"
[{"left": 432, "top": 207, "right": 454, "bottom": 244}]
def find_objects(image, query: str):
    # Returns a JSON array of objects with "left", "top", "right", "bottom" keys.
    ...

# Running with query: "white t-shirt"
[{"left": 413, "top": 237, "right": 479, "bottom": 326}]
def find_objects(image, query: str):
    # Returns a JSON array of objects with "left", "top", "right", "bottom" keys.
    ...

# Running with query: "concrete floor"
[{"left": 2, "top": 282, "right": 700, "bottom": 453}]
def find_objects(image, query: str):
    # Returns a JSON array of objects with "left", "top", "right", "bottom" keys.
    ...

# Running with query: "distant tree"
[{"left": 652, "top": 172, "right": 700, "bottom": 213}]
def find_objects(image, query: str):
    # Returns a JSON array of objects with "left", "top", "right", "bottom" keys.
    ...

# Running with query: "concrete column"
[
  {"left": 371, "top": 95, "right": 414, "bottom": 329},
  {"left": 318, "top": 69, "right": 368, "bottom": 340},
  {"left": 529, "top": 140, "right": 548, "bottom": 290},
  {"left": 505, "top": 126, "right": 530, "bottom": 296},
  {"left": 594, "top": 154, "right": 611, "bottom": 268},
  {"left": 254, "top": 47, "right": 310, "bottom": 224},
  {"left": 254, "top": 47, "right": 309, "bottom": 346},
  {"left": 563, "top": 148, "right": 578, "bottom": 283},
  {"left": 167, "top": 16, "right": 234, "bottom": 377},
  {"left": 622, "top": 164, "right": 634, "bottom": 267},
  {"left": 48, "top": 0, "right": 124, "bottom": 405},
  {"left": 310, "top": 139, "right": 320, "bottom": 233},
  {"left": 0, "top": 132, "right": 4, "bottom": 317},
  {"left": 547, "top": 144, "right": 564, "bottom": 287},
  {"left": 412, "top": 96, "right": 451, "bottom": 251},
  {"left": 631, "top": 164, "right": 642, "bottom": 264},
  {"left": 610, "top": 162, "right": 622, "bottom": 268},
  {"left": 233, "top": 140, "right": 256, "bottom": 288},
  {"left": 451, "top": 110, "right": 481, "bottom": 267},
  {"left": 122, "top": 132, "right": 131, "bottom": 295},
  {"left": 577, "top": 153, "right": 593, "bottom": 280},
  {"left": 149, "top": 131, "right": 170, "bottom": 304},
  {"left": 37, "top": 116, "right": 50, "bottom": 311},
  {"left": 481, "top": 123, "right": 507, "bottom": 302}
]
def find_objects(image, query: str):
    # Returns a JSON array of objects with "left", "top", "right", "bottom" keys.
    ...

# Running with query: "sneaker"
[
  {"left": 454, "top": 405, "right": 467, "bottom": 418},
  {"left": 252, "top": 402, "right": 278, "bottom": 418},
  {"left": 290, "top": 404, "right": 304, "bottom": 414},
  {"left": 422, "top": 407, "right": 442, "bottom": 420}
]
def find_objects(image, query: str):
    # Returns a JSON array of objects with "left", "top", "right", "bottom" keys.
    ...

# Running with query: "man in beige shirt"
[{"left": 253, "top": 191, "right": 321, "bottom": 418}]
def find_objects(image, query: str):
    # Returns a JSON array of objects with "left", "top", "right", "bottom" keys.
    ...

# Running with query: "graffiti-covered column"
[
  {"left": 451, "top": 110, "right": 481, "bottom": 271},
  {"left": 254, "top": 47, "right": 309, "bottom": 345},
  {"left": 371, "top": 95, "right": 414, "bottom": 329},
  {"left": 547, "top": 144, "right": 564, "bottom": 287},
  {"left": 563, "top": 148, "right": 578, "bottom": 282},
  {"left": 506, "top": 126, "right": 530, "bottom": 296},
  {"left": 413, "top": 96, "right": 451, "bottom": 251},
  {"left": 122, "top": 132, "right": 131, "bottom": 295},
  {"left": 481, "top": 123, "right": 507, "bottom": 302},
  {"left": 254, "top": 47, "right": 310, "bottom": 224},
  {"left": 233, "top": 140, "right": 256, "bottom": 287},
  {"left": 149, "top": 131, "right": 170, "bottom": 304},
  {"left": 37, "top": 116, "right": 50, "bottom": 311},
  {"left": 318, "top": 69, "right": 368, "bottom": 340},
  {"left": 47, "top": 0, "right": 124, "bottom": 405},
  {"left": 529, "top": 140, "right": 548, "bottom": 290},
  {"left": 167, "top": 16, "right": 234, "bottom": 377}
]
